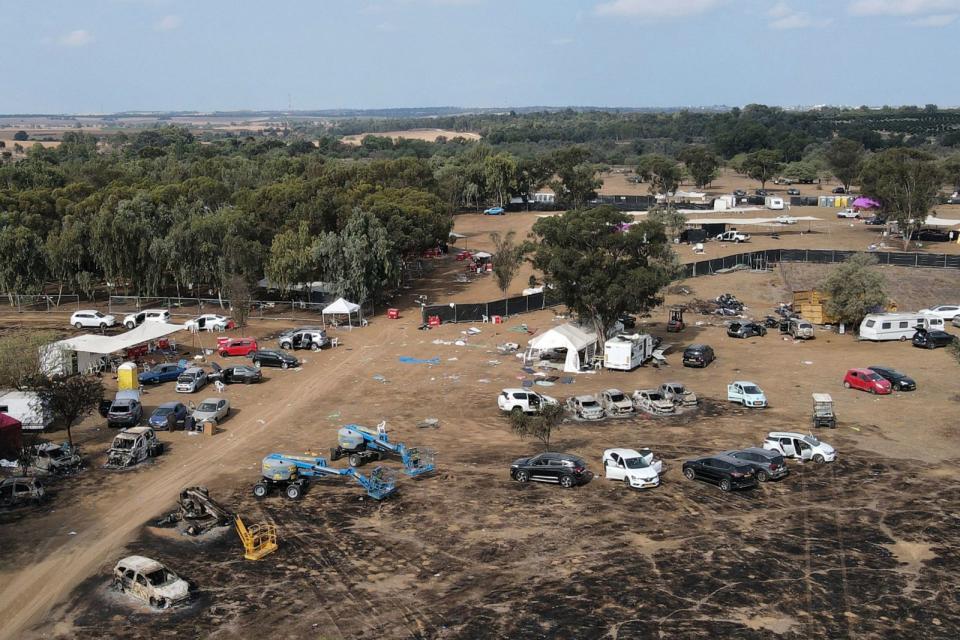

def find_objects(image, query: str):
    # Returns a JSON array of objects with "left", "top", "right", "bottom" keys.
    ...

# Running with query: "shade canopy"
[
  {"left": 53, "top": 322, "right": 184, "bottom": 356},
  {"left": 852, "top": 197, "right": 881, "bottom": 209},
  {"left": 322, "top": 297, "right": 361, "bottom": 315},
  {"left": 528, "top": 324, "right": 599, "bottom": 373}
]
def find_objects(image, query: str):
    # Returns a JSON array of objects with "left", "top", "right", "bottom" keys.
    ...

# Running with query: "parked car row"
[
  {"left": 502, "top": 382, "right": 701, "bottom": 421},
  {"left": 511, "top": 431, "right": 836, "bottom": 493}
]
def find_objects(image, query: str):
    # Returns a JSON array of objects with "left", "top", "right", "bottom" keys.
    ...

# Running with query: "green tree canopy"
[
  {"left": 821, "top": 253, "right": 888, "bottom": 329},
  {"left": 860, "top": 148, "right": 944, "bottom": 249},
  {"left": 742, "top": 150, "right": 783, "bottom": 189},
  {"left": 678, "top": 146, "right": 720, "bottom": 188},
  {"left": 825, "top": 138, "right": 865, "bottom": 191}
]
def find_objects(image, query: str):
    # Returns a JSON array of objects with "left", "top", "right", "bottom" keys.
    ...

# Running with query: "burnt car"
[
  {"left": 727, "top": 322, "right": 767, "bottom": 339},
  {"left": 682, "top": 455, "right": 757, "bottom": 492},
  {"left": 722, "top": 448, "right": 788, "bottom": 482},
  {"left": 510, "top": 452, "right": 592, "bottom": 488},
  {"left": 0, "top": 477, "right": 46, "bottom": 508}
]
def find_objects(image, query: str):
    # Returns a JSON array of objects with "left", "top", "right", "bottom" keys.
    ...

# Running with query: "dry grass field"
[{"left": 340, "top": 129, "right": 482, "bottom": 145}]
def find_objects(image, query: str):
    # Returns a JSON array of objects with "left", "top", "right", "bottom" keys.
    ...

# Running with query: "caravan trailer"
[
  {"left": 604, "top": 334, "right": 654, "bottom": 371},
  {"left": 858, "top": 313, "right": 944, "bottom": 341},
  {"left": 0, "top": 391, "right": 53, "bottom": 431}
]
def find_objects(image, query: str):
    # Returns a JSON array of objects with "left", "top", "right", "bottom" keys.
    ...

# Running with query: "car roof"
[
  {"left": 182, "top": 367, "right": 204, "bottom": 374},
  {"left": 574, "top": 395, "right": 597, "bottom": 401},
  {"left": 714, "top": 453, "right": 752, "bottom": 465},
  {"left": 122, "top": 426, "right": 152, "bottom": 435},
  {"left": 603, "top": 388, "right": 626, "bottom": 395},
  {"left": 767, "top": 431, "right": 807, "bottom": 439},
  {"left": 663, "top": 381, "right": 684, "bottom": 387},
  {"left": 502, "top": 388, "right": 528, "bottom": 393},
  {"left": 142, "top": 308, "right": 169, "bottom": 313},
  {"left": 604, "top": 448, "right": 642, "bottom": 458},
  {"left": 724, "top": 448, "right": 776, "bottom": 458},
  {"left": 847, "top": 368, "right": 874, "bottom": 374},
  {"left": 731, "top": 380, "right": 758, "bottom": 386},
  {"left": 198, "top": 397, "right": 224, "bottom": 404},
  {"left": 74, "top": 309, "right": 101, "bottom": 314},
  {"left": 117, "top": 555, "right": 164, "bottom": 573},
  {"left": 686, "top": 343, "right": 710, "bottom": 349},
  {"left": 157, "top": 402, "right": 182, "bottom": 409}
]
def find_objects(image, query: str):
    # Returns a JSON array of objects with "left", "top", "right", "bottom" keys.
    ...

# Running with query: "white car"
[
  {"left": 566, "top": 395, "right": 605, "bottom": 421},
  {"left": 498, "top": 389, "right": 558, "bottom": 415},
  {"left": 716, "top": 230, "right": 750, "bottom": 243},
  {"left": 184, "top": 314, "right": 230, "bottom": 332},
  {"left": 113, "top": 555, "right": 190, "bottom": 609},
  {"left": 837, "top": 208, "right": 859, "bottom": 219},
  {"left": 602, "top": 448, "right": 662, "bottom": 489},
  {"left": 599, "top": 389, "right": 634, "bottom": 416},
  {"left": 763, "top": 432, "right": 836, "bottom": 464},
  {"left": 123, "top": 308, "right": 171, "bottom": 329},
  {"left": 70, "top": 310, "right": 116, "bottom": 329},
  {"left": 919, "top": 305, "right": 960, "bottom": 322},
  {"left": 727, "top": 381, "right": 767, "bottom": 408},
  {"left": 775, "top": 215, "right": 797, "bottom": 225}
]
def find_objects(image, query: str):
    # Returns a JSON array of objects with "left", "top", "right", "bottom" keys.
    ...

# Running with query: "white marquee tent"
[
  {"left": 40, "top": 322, "right": 185, "bottom": 375},
  {"left": 526, "top": 323, "right": 599, "bottom": 373},
  {"left": 322, "top": 297, "right": 363, "bottom": 327}
]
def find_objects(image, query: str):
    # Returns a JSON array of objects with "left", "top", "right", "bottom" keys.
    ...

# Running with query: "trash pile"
[{"left": 156, "top": 486, "right": 233, "bottom": 536}]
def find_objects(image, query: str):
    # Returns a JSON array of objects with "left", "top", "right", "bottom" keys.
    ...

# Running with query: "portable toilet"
[{"left": 117, "top": 362, "right": 138, "bottom": 390}]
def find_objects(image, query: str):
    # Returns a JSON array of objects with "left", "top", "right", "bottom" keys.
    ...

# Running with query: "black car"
[
  {"left": 682, "top": 344, "right": 715, "bottom": 368},
  {"left": 755, "top": 189, "right": 769, "bottom": 196},
  {"left": 722, "top": 448, "right": 788, "bottom": 483},
  {"left": 682, "top": 455, "right": 757, "bottom": 492},
  {"left": 249, "top": 349, "right": 299, "bottom": 369},
  {"left": 867, "top": 366, "right": 916, "bottom": 391},
  {"left": 212, "top": 363, "right": 263, "bottom": 384},
  {"left": 787, "top": 188, "right": 800, "bottom": 196},
  {"left": 864, "top": 215, "right": 886, "bottom": 226},
  {"left": 727, "top": 322, "right": 766, "bottom": 339},
  {"left": 832, "top": 186, "right": 846, "bottom": 194},
  {"left": 911, "top": 329, "right": 955, "bottom": 349},
  {"left": 916, "top": 229, "right": 950, "bottom": 242},
  {"left": 733, "top": 189, "right": 747, "bottom": 197},
  {"left": 510, "top": 452, "right": 592, "bottom": 488}
]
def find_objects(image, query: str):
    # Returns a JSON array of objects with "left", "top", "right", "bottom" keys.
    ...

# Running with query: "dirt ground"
[{"left": 1, "top": 212, "right": 960, "bottom": 639}]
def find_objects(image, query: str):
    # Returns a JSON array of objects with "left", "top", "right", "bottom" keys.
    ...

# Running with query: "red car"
[
  {"left": 843, "top": 368, "right": 891, "bottom": 395},
  {"left": 217, "top": 337, "right": 258, "bottom": 357}
]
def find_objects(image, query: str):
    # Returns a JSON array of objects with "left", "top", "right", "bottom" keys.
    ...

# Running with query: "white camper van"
[
  {"left": 604, "top": 334, "right": 654, "bottom": 371},
  {"left": 858, "top": 313, "right": 944, "bottom": 341},
  {"left": 764, "top": 196, "right": 785, "bottom": 210},
  {"left": 0, "top": 391, "right": 53, "bottom": 431}
]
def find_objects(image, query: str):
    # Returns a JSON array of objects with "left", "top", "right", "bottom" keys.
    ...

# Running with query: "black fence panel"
[
  {"left": 527, "top": 292, "right": 545, "bottom": 310},
  {"left": 506, "top": 295, "right": 528, "bottom": 316},
  {"left": 457, "top": 303, "right": 487, "bottom": 323},
  {"left": 886, "top": 252, "right": 917, "bottom": 267},
  {"left": 915, "top": 253, "right": 946, "bottom": 268},
  {"left": 806, "top": 250, "right": 834, "bottom": 264},
  {"left": 486, "top": 299, "right": 507, "bottom": 317},
  {"left": 947, "top": 256, "right": 960, "bottom": 269},
  {"left": 832, "top": 250, "right": 855, "bottom": 263}
]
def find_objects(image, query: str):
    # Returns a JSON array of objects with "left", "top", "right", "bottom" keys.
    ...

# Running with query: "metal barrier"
[
  {"left": 681, "top": 249, "right": 960, "bottom": 278},
  {"left": 7, "top": 294, "right": 81, "bottom": 312},
  {"left": 421, "top": 290, "right": 562, "bottom": 324}
]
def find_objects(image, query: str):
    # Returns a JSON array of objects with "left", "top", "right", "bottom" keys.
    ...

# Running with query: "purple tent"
[{"left": 852, "top": 197, "right": 880, "bottom": 209}]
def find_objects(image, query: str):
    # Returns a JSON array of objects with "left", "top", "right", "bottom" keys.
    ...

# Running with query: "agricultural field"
[
  {"left": 340, "top": 128, "right": 483, "bottom": 145},
  {"left": 1, "top": 209, "right": 959, "bottom": 639}
]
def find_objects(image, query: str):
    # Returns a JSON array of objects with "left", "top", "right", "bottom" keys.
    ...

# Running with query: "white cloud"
[
  {"left": 58, "top": 29, "right": 94, "bottom": 47},
  {"left": 595, "top": 0, "right": 723, "bottom": 19},
  {"left": 155, "top": 15, "right": 182, "bottom": 31},
  {"left": 909, "top": 12, "right": 958, "bottom": 24},
  {"left": 849, "top": 0, "right": 960, "bottom": 16},
  {"left": 767, "top": 2, "right": 830, "bottom": 29}
]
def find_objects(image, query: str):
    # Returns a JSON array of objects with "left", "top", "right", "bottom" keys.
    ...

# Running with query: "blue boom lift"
[
  {"left": 331, "top": 422, "right": 436, "bottom": 477},
  {"left": 253, "top": 453, "right": 397, "bottom": 500}
]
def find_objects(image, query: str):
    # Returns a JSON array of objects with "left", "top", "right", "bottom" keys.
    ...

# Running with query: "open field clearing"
[{"left": 340, "top": 129, "right": 482, "bottom": 145}]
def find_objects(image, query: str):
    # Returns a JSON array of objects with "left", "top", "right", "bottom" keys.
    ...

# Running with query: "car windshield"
[
  {"left": 145, "top": 569, "right": 176, "bottom": 587},
  {"left": 177, "top": 374, "right": 194, "bottom": 383},
  {"left": 865, "top": 373, "right": 883, "bottom": 381},
  {"left": 154, "top": 407, "right": 173, "bottom": 416},
  {"left": 111, "top": 403, "right": 131, "bottom": 412},
  {"left": 742, "top": 385, "right": 761, "bottom": 394},
  {"left": 582, "top": 401, "right": 599, "bottom": 408},
  {"left": 94, "top": 312, "right": 105, "bottom": 318},
  {"left": 671, "top": 385, "right": 686, "bottom": 393},
  {"left": 624, "top": 457, "right": 649, "bottom": 469},
  {"left": 197, "top": 402, "right": 217, "bottom": 412},
  {"left": 803, "top": 435, "right": 821, "bottom": 446},
  {"left": 609, "top": 393, "right": 625, "bottom": 402},
  {"left": 112, "top": 437, "right": 135, "bottom": 449},
  {"left": 46, "top": 448, "right": 64, "bottom": 460}
]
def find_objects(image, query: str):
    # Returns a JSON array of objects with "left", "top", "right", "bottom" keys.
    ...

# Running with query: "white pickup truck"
[{"left": 715, "top": 230, "right": 750, "bottom": 243}]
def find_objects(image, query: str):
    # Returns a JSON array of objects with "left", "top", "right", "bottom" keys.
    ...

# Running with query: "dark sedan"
[
  {"left": 249, "top": 349, "right": 299, "bottom": 369},
  {"left": 510, "top": 452, "right": 592, "bottom": 488},
  {"left": 722, "top": 448, "right": 788, "bottom": 482},
  {"left": 912, "top": 329, "right": 955, "bottom": 349},
  {"left": 218, "top": 364, "right": 263, "bottom": 384},
  {"left": 149, "top": 402, "right": 187, "bottom": 430},
  {"left": 138, "top": 362, "right": 185, "bottom": 385},
  {"left": 682, "top": 455, "right": 757, "bottom": 492},
  {"left": 727, "top": 322, "right": 766, "bottom": 338},
  {"left": 867, "top": 366, "right": 916, "bottom": 391},
  {"left": 787, "top": 188, "right": 800, "bottom": 196}
]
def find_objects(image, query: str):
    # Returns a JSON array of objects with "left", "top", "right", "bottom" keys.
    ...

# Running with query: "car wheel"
[
  {"left": 74, "top": 322, "right": 83, "bottom": 329},
  {"left": 311, "top": 344, "right": 320, "bottom": 351},
  {"left": 756, "top": 470, "right": 769, "bottom": 483},
  {"left": 843, "top": 381, "right": 851, "bottom": 389},
  {"left": 813, "top": 454, "right": 825, "bottom": 464},
  {"left": 560, "top": 475, "right": 575, "bottom": 488},
  {"left": 927, "top": 342, "right": 936, "bottom": 350},
  {"left": 899, "top": 335, "right": 907, "bottom": 342},
  {"left": 285, "top": 483, "right": 302, "bottom": 500},
  {"left": 683, "top": 467, "right": 695, "bottom": 480},
  {"left": 126, "top": 322, "right": 134, "bottom": 329},
  {"left": 156, "top": 597, "right": 167, "bottom": 609},
  {"left": 349, "top": 453, "right": 363, "bottom": 467},
  {"left": 244, "top": 377, "right": 251, "bottom": 385},
  {"left": 252, "top": 483, "right": 269, "bottom": 498},
  {"left": 281, "top": 361, "right": 289, "bottom": 369},
  {"left": 219, "top": 351, "right": 228, "bottom": 357},
  {"left": 511, "top": 406, "right": 523, "bottom": 417},
  {"left": 719, "top": 478, "right": 732, "bottom": 492},
  {"left": 252, "top": 360, "right": 260, "bottom": 367},
  {"left": 893, "top": 383, "right": 901, "bottom": 391},
  {"left": 623, "top": 477, "right": 632, "bottom": 488},
  {"left": 515, "top": 470, "right": 529, "bottom": 483},
  {"left": 99, "top": 322, "right": 107, "bottom": 329},
  {"left": 149, "top": 597, "right": 158, "bottom": 608},
  {"left": 868, "top": 387, "right": 874, "bottom": 394},
  {"left": 280, "top": 343, "right": 290, "bottom": 350}
]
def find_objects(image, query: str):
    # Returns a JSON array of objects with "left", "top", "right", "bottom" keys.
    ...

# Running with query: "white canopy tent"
[
  {"left": 526, "top": 324, "right": 599, "bottom": 373},
  {"left": 321, "top": 297, "right": 363, "bottom": 328},
  {"left": 40, "top": 322, "right": 185, "bottom": 376},
  {"left": 922, "top": 215, "right": 960, "bottom": 228}
]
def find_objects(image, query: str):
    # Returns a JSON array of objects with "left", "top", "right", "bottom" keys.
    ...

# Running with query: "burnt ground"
[{"left": 47, "top": 410, "right": 960, "bottom": 640}]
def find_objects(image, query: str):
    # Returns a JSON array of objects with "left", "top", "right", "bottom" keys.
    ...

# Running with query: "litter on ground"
[
  {"left": 373, "top": 374, "right": 389, "bottom": 383},
  {"left": 399, "top": 356, "right": 441, "bottom": 365}
]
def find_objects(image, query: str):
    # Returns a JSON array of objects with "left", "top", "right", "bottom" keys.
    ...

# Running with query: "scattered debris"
[
  {"left": 498, "top": 342, "right": 520, "bottom": 354},
  {"left": 156, "top": 486, "right": 233, "bottom": 536},
  {"left": 373, "top": 375, "right": 388, "bottom": 383},
  {"left": 487, "top": 360, "right": 502, "bottom": 366},
  {"left": 399, "top": 356, "right": 441, "bottom": 365},
  {"left": 417, "top": 418, "right": 440, "bottom": 429}
]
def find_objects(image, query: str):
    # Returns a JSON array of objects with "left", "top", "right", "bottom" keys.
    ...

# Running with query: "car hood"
[
  {"left": 539, "top": 394, "right": 558, "bottom": 405},
  {"left": 629, "top": 467, "right": 660, "bottom": 481},
  {"left": 155, "top": 579, "right": 190, "bottom": 601},
  {"left": 818, "top": 443, "right": 836, "bottom": 455},
  {"left": 192, "top": 411, "right": 216, "bottom": 420},
  {"left": 511, "top": 457, "right": 530, "bottom": 467}
]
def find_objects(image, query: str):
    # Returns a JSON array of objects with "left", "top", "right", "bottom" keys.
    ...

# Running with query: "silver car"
[{"left": 191, "top": 397, "right": 230, "bottom": 424}]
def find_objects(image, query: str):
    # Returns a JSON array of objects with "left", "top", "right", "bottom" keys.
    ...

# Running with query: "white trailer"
[
  {"left": 604, "top": 334, "right": 654, "bottom": 371},
  {"left": 858, "top": 313, "right": 944, "bottom": 341},
  {"left": 765, "top": 196, "right": 785, "bottom": 210},
  {"left": 0, "top": 391, "right": 53, "bottom": 431}
]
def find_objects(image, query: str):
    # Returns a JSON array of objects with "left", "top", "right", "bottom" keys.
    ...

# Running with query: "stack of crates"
[{"left": 792, "top": 290, "right": 838, "bottom": 325}]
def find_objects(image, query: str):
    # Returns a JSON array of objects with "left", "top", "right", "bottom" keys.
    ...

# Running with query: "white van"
[{"left": 858, "top": 313, "right": 944, "bottom": 341}]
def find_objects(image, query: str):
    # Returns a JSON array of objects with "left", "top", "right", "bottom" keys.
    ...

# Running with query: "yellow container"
[{"left": 117, "top": 362, "right": 138, "bottom": 390}]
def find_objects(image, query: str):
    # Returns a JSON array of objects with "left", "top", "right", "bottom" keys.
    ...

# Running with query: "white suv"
[
  {"left": 70, "top": 310, "right": 116, "bottom": 329},
  {"left": 123, "top": 309, "right": 171, "bottom": 329},
  {"left": 919, "top": 305, "right": 960, "bottom": 322},
  {"left": 763, "top": 432, "right": 836, "bottom": 464},
  {"left": 498, "top": 389, "right": 558, "bottom": 415}
]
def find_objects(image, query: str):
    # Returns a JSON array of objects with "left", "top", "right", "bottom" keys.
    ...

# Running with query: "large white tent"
[
  {"left": 322, "top": 297, "right": 363, "bottom": 328},
  {"left": 526, "top": 324, "right": 599, "bottom": 373},
  {"left": 40, "top": 322, "right": 184, "bottom": 375}
]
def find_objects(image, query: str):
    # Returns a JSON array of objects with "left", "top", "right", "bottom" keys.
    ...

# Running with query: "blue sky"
[{"left": 1, "top": 0, "right": 958, "bottom": 113}]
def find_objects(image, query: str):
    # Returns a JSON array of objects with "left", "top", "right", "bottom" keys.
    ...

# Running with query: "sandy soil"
[
  {"left": 340, "top": 129, "right": 482, "bottom": 145},
  {"left": 1, "top": 213, "right": 959, "bottom": 639}
]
